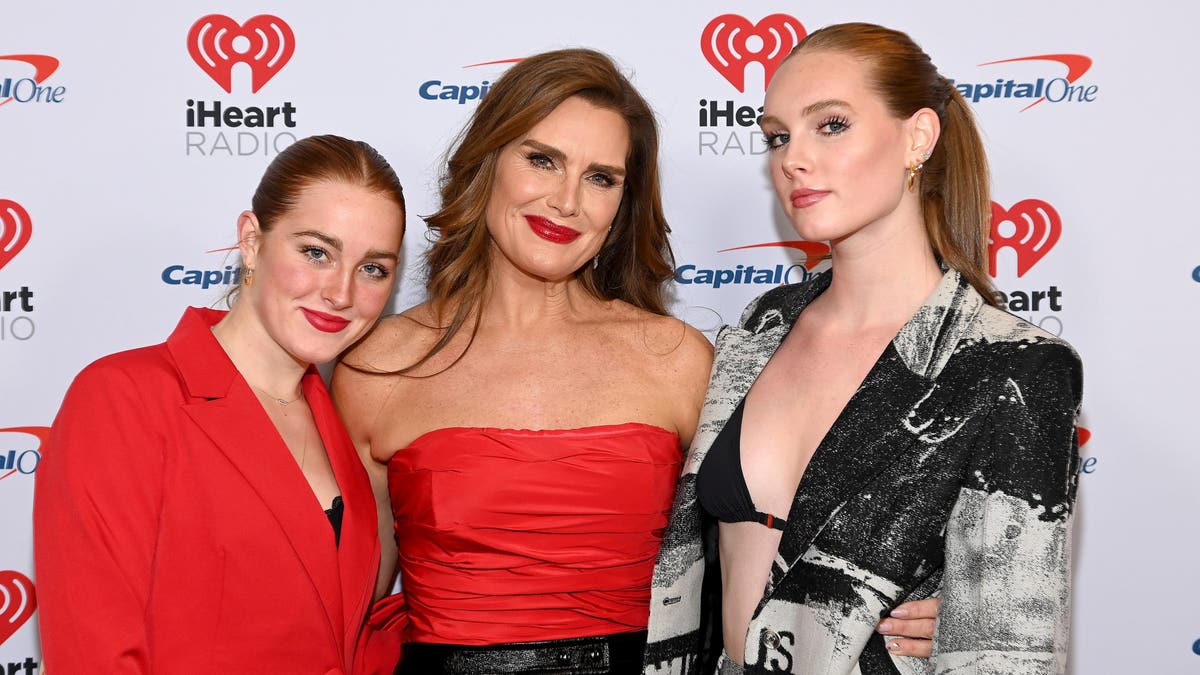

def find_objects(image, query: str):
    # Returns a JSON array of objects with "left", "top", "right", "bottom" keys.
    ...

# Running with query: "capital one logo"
[
  {"left": 0, "top": 571, "right": 36, "bottom": 646},
  {"left": 989, "top": 199, "right": 1061, "bottom": 278},
  {"left": 701, "top": 14, "right": 806, "bottom": 92},
  {"left": 0, "top": 200, "right": 32, "bottom": 272},
  {"left": 187, "top": 14, "right": 294, "bottom": 93},
  {"left": 0, "top": 54, "right": 61, "bottom": 107}
]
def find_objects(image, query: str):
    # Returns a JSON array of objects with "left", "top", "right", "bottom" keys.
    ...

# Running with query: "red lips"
[
  {"left": 300, "top": 308, "right": 350, "bottom": 333},
  {"left": 525, "top": 215, "right": 580, "bottom": 244},
  {"left": 790, "top": 188, "right": 829, "bottom": 209}
]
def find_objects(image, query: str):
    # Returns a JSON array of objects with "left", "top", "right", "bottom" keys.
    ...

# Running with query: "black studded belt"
[{"left": 396, "top": 630, "right": 648, "bottom": 674}]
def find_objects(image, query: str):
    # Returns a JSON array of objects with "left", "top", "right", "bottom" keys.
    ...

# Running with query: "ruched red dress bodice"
[{"left": 387, "top": 423, "right": 681, "bottom": 646}]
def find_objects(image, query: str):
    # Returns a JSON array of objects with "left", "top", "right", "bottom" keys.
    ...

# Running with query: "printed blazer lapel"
[
  {"left": 167, "top": 309, "right": 345, "bottom": 647},
  {"left": 756, "top": 270, "right": 985, "bottom": 609}
]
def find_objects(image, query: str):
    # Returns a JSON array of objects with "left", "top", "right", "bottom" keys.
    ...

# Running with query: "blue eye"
[
  {"left": 361, "top": 263, "right": 390, "bottom": 280},
  {"left": 588, "top": 172, "right": 619, "bottom": 189},
  {"left": 302, "top": 246, "right": 328, "bottom": 262},
  {"left": 764, "top": 132, "right": 789, "bottom": 150},
  {"left": 818, "top": 116, "right": 850, "bottom": 135}
]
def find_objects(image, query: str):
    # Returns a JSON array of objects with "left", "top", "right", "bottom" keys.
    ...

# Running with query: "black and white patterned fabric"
[{"left": 642, "top": 269, "right": 1082, "bottom": 675}]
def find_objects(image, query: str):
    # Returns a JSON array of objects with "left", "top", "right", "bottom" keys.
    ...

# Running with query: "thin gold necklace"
[{"left": 251, "top": 384, "right": 303, "bottom": 407}]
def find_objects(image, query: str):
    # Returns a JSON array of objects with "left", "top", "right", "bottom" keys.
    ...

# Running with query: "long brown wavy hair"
[
  {"left": 789, "top": 23, "right": 999, "bottom": 305},
  {"left": 412, "top": 47, "right": 675, "bottom": 371}
]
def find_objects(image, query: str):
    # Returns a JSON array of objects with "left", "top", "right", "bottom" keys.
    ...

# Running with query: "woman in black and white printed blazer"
[{"left": 642, "top": 22, "right": 1082, "bottom": 675}]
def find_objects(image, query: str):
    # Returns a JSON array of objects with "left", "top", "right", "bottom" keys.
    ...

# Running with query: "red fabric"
[
  {"left": 354, "top": 593, "right": 408, "bottom": 675},
  {"left": 388, "top": 424, "right": 681, "bottom": 645},
  {"left": 33, "top": 308, "right": 379, "bottom": 675}
]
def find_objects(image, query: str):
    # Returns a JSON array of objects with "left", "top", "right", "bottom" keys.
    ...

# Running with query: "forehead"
[
  {"left": 764, "top": 49, "right": 881, "bottom": 114},
  {"left": 520, "top": 96, "right": 631, "bottom": 166}
]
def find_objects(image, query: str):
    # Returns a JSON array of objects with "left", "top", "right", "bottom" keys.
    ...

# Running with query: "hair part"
[
  {"left": 410, "top": 47, "right": 674, "bottom": 373},
  {"left": 790, "top": 22, "right": 998, "bottom": 305}
]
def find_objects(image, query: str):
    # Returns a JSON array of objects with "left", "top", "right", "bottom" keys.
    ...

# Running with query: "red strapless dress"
[{"left": 386, "top": 423, "right": 681, "bottom": 646}]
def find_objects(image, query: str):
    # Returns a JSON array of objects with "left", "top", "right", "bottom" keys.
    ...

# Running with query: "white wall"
[{"left": 2, "top": 2, "right": 1197, "bottom": 672}]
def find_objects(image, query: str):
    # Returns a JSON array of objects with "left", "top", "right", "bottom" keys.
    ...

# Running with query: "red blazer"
[{"left": 33, "top": 307, "right": 380, "bottom": 675}]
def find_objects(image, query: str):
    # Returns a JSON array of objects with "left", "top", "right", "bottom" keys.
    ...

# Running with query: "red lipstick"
[
  {"left": 790, "top": 188, "right": 830, "bottom": 209},
  {"left": 301, "top": 308, "right": 351, "bottom": 333},
  {"left": 526, "top": 215, "right": 580, "bottom": 244}
]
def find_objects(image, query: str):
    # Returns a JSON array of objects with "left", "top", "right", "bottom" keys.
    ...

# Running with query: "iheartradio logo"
[
  {"left": 989, "top": 199, "right": 1061, "bottom": 278},
  {"left": 0, "top": 200, "right": 31, "bottom": 272},
  {"left": 701, "top": 14, "right": 806, "bottom": 92},
  {"left": 187, "top": 14, "right": 294, "bottom": 94},
  {"left": 0, "top": 571, "right": 36, "bottom": 646}
]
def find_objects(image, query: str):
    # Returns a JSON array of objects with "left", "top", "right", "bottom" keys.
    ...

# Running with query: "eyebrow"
[
  {"left": 292, "top": 230, "right": 399, "bottom": 261},
  {"left": 759, "top": 99, "right": 854, "bottom": 128},
  {"left": 521, "top": 139, "right": 626, "bottom": 177}
]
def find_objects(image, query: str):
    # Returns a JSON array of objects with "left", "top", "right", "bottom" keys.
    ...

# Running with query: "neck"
[
  {"left": 211, "top": 301, "right": 308, "bottom": 400},
  {"left": 479, "top": 249, "right": 601, "bottom": 329},
  {"left": 819, "top": 207, "right": 944, "bottom": 329}
]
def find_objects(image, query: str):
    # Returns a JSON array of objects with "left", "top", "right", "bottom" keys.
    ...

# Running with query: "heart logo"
[
  {"left": 1077, "top": 426, "right": 1091, "bottom": 447},
  {"left": 989, "top": 199, "right": 1061, "bottom": 278},
  {"left": 701, "top": 14, "right": 806, "bottom": 92},
  {"left": 0, "top": 571, "right": 36, "bottom": 646},
  {"left": 187, "top": 14, "right": 295, "bottom": 94},
  {"left": 0, "top": 200, "right": 32, "bottom": 272}
]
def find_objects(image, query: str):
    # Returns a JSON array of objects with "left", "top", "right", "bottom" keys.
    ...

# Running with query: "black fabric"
[
  {"left": 398, "top": 630, "right": 648, "bottom": 674},
  {"left": 696, "top": 399, "right": 787, "bottom": 531},
  {"left": 324, "top": 495, "right": 344, "bottom": 547}
]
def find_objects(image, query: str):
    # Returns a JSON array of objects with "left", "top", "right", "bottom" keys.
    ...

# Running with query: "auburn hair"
[{"left": 790, "top": 22, "right": 998, "bottom": 305}]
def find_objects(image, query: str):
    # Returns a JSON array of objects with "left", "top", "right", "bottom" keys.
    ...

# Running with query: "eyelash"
[
  {"left": 818, "top": 115, "right": 851, "bottom": 136},
  {"left": 526, "top": 151, "right": 621, "bottom": 190},
  {"left": 300, "top": 246, "right": 391, "bottom": 280}
]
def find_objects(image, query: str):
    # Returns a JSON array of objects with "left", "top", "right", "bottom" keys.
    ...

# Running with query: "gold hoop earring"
[{"left": 906, "top": 162, "right": 924, "bottom": 192}]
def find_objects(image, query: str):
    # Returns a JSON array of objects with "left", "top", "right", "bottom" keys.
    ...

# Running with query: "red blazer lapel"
[
  {"left": 167, "top": 308, "right": 345, "bottom": 649},
  {"left": 306, "top": 373, "right": 379, "bottom": 662}
]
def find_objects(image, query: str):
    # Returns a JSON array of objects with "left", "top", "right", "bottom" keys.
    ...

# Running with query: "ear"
[
  {"left": 237, "top": 211, "right": 262, "bottom": 271},
  {"left": 906, "top": 107, "right": 941, "bottom": 163}
]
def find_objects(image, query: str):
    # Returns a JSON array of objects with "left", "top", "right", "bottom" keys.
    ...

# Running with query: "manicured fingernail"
[
  {"left": 887, "top": 640, "right": 902, "bottom": 652},
  {"left": 878, "top": 620, "right": 894, "bottom": 633},
  {"left": 890, "top": 608, "right": 909, "bottom": 618}
]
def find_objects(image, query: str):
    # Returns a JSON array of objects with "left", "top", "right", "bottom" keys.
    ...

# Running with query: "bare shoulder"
[
  {"left": 608, "top": 301, "right": 714, "bottom": 380},
  {"left": 340, "top": 303, "right": 443, "bottom": 374}
]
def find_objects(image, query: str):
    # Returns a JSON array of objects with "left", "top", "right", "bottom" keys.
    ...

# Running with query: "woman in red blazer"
[{"left": 33, "top": 135, "right": 406, "bottom": 675}]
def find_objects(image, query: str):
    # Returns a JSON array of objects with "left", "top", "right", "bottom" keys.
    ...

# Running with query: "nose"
[
  {"left": 546, "top": 175, "right": 580, "bottom": 217},
  {"left": 779, "top": 138, "right": 809, "bottom": 180},
  {"left": 323, "top": 267, "right": 353, "bottom": 310}
]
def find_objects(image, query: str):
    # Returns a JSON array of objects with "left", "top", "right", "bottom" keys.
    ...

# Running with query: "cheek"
[{"left": 352, "top": 283, "right": 392, "bottom": 318}]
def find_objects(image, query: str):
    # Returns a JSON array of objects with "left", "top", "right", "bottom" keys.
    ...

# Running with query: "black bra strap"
[{"left": 754, "top": 510, "right": 787, "bottom": 531}]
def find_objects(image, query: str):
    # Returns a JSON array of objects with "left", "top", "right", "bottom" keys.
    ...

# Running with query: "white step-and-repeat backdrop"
[{"left": 2, "top": 2, "right": 1197, "bottom": 673}]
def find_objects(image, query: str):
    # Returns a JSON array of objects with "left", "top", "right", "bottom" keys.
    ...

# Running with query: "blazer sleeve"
[
  {"left": 33, "top": 361, "right": 167, "bottom": 674},
  {"left": 934, "top": 344, "right": 1083, "bottom": 674}
]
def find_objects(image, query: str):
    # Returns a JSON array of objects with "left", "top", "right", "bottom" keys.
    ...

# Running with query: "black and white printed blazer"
[{"left": 642, "top": 268, "right": 1082, "bottom": 675}]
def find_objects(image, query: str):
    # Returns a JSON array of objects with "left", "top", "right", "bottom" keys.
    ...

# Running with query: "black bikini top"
[{"left": 696, "top": 399, "right": 788, "bottom": 531}]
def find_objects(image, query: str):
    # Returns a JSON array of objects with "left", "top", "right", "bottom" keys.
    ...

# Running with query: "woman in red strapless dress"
[{"left": 333, "top": 49, "right": 713, "bottom": 674}]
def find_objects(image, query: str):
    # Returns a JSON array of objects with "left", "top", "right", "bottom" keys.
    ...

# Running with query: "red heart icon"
[
  {"left": 187, "top": 14, "right": 295, "bottom": 93},
  {"left": 0, "top": 200, "right": 32, "bottom": 272},
  {"left": 989, "top": 199, "right": 1061, "bottom": 278},
  {"left": 1077, "top": 426, "right": 1091, "bottom": 447},
  {"left": 701, "top": 14, "right": 806, "bottom": 92},
  {"left": 0, "top": 571, "right": 36, "bottom": 646}
]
